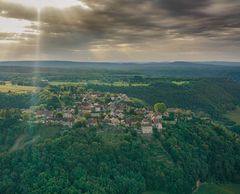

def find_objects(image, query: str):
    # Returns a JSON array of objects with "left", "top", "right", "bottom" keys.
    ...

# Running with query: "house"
[
  {"left": 63, "top": 121, "right": 74, "bottom": 128},
  {"left": 151, "top": 113, "right": 162, "bottom": 123},
  {"left": 88, "top": 118, "right": 99, "bottom": 126},
  {"left": 81, "top": 105, "right": 92, "bottom": 113},
  {"left": 103, "top": 116, "right": 112, "bottom": 125},
  {"left": 82, "top": 97, "right": 89, "bottom": 103},
  {"left": 135, "top": 108, "right": 146, "bottom": 115},
  {"left": 94, "top": 105, "right": 102, "bottom": 112},
  {"left": 141, "top": 119, "right": 153, "bottom": 134},
  {"left": 35, "top": 110, "right": 53, "bottom": 119},
  {"left": 117, "top": 113, "right": 125, "bottom": 119},
  {"left": 110, "top": 117, "right": 121, "bottom": 126},
  {"left": 119, "top": 94, "right": 129, "bottom": 101},
  {"left": 111, "top": 96, "right": 116, "bottom": 101},
  {"left": 108, "top": 102, "right": 116, "bottom": 111},
  {"left": 155, "top": 122, "right": 163, "bottom": 132},
  {"left": 63, "top": 113, "right": 72, "bottom": 119}
]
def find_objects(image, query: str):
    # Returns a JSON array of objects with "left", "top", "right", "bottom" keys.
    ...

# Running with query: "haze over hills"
[
  {"left": 0, "top": 61, "right": 240, "bottom": 67},
  {"left": 1, "top": 61, "right": 240, "bottom": 81}
]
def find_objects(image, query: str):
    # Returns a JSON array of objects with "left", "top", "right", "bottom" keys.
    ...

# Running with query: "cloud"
[
  {"left": 0, "top": 1, "right": 37, "bottom": 20},
  {"left": 0, "top": 0, "right": 239, "bottom": 61},
  {"left": 154, "top": 0, "right": 211, "bottom": 16}
]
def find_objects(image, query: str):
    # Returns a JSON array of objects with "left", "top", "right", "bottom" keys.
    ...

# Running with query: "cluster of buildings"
[{"left": 24, "top": 90, "right": 179, "bottom": 134}]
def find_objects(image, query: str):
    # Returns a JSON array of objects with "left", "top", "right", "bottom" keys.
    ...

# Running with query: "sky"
[{"left": 0, "top": 0, "right": 239, "bottom": 62}]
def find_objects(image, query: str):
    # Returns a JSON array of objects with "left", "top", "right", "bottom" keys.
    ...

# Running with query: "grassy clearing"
[
  {"left": 49, "top": 80, "right": 149, "bottom": 87},
  {"left": 49, "top": 81, "right": 86, "bottom": 86},
  {"left": 194, "top": 184, "right": 240, "bottom": 194},
  {"left": 0, "top": 82, "right": 37, "bottom": 94},
  {"left": 172, "top": 81, "right": 190, "bottom": 86},
  {"left": 225, "top": 107, "right": 240, "bottom": 125}
]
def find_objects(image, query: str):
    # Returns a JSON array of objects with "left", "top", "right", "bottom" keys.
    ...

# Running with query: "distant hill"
[
  {"left": 1, "top": 61, "right": 240, "bottom": 80},
  {"left": 198, "top": 61, "right": 240, "bottom": 66},
  {"left": 0, "top": 61, "right": 239, "bottom": 69}
]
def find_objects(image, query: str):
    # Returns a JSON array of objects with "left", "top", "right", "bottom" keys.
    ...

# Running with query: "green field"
[
  {"left": 226, "top": 107, "right": 240, "bottom": 124},
  {"left": 172, "top": 80, "right": 190, "bottom": 86},
  {"left": 194, "top": 184, "right": 240, "bottom": 194},
  {"left": 0, "top": 82, "right": 38, "bottom": 94},
  {"left": 49, "top": 80, "right": 149, "bottom": 87}
]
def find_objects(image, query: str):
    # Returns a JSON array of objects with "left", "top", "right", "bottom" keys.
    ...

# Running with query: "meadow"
[
  {"left": 226, "top": 107, "right": 240, "bottom": 125},
  {"left": 49, "top": 80, "right": 149, "bottom": 87},
  {"left": 171, "top": 80, "right": 190, "bottom": 85},
  {"left": 0, "top": 82, "right": 37, "bottom": 94}
]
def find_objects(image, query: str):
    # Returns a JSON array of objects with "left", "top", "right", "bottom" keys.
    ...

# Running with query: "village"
[{"left": 23, "top": 89, "right": 187, "bottom": 134}]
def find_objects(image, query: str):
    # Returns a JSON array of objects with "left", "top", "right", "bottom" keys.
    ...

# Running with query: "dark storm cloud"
[
  {"left": 45, "top": 0, "right": 240, "bottom": 47},
  {"left": 155, "top": 0, "right": 211, "bottom": 16},
  {"left": 0, "top": 0, "right": 240, "bottom": 60}
]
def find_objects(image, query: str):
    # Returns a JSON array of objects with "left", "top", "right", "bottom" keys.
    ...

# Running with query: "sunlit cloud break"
[{"left": 3, "top": 0, "right": 83, "bottom": 9}]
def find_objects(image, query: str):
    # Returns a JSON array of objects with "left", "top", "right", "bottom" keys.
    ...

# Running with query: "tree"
[
  {"left": 47, "top": 96, "right": 62, "bottom": 110},
  {"left": 154, "top": 102, "right": 167, "bottom": 113},
  {"left": 83, "top": 112, "right": 91, "bottom": 119},
  {"left": 55, "top": 112, "right": 63, "bottom": 120},
  {"left": 73, "top": 117, "right": 87, "bottom": 128}
]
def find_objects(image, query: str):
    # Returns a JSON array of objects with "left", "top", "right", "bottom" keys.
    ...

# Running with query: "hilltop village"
[{"left": 23, "top": 86, "right": 193, "bottom": 134}]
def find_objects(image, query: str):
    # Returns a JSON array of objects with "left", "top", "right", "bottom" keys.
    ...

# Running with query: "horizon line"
[{"left": 0, "top": 60, "right": 240, "bottom": 63}]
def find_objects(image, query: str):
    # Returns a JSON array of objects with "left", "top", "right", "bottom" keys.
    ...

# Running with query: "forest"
[
  {"left": 0, "top": 113, "right": 239, "bottom": 194},
  {"left": 0, "top": 62, "right": 240, "bottom": 194}
]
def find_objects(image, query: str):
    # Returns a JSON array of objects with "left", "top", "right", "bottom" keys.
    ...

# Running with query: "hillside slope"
[
  {"left": 0, "top": 118, "right": 239, "bottom": 194},
  {"left": 88, "top": 78, "right": 240, "bottom": 119}
]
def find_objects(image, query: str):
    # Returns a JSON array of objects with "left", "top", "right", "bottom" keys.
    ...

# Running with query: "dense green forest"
[
  {"left": 0, "top": 116, "right": 239, "bottom": 194},
  {"left": 0, "top": 109, "right": 25, "bottom": 152},
  {"left": 0, "top": 93, "right": 32, "bottom": 109}
]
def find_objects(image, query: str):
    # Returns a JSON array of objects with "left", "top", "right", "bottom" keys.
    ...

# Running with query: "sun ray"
[
  {"left": 31, "top": 7, "right": 41, "bottom": 108},
  {"left": 36, "top": 8, "right": 41, "bottom": 61}
]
